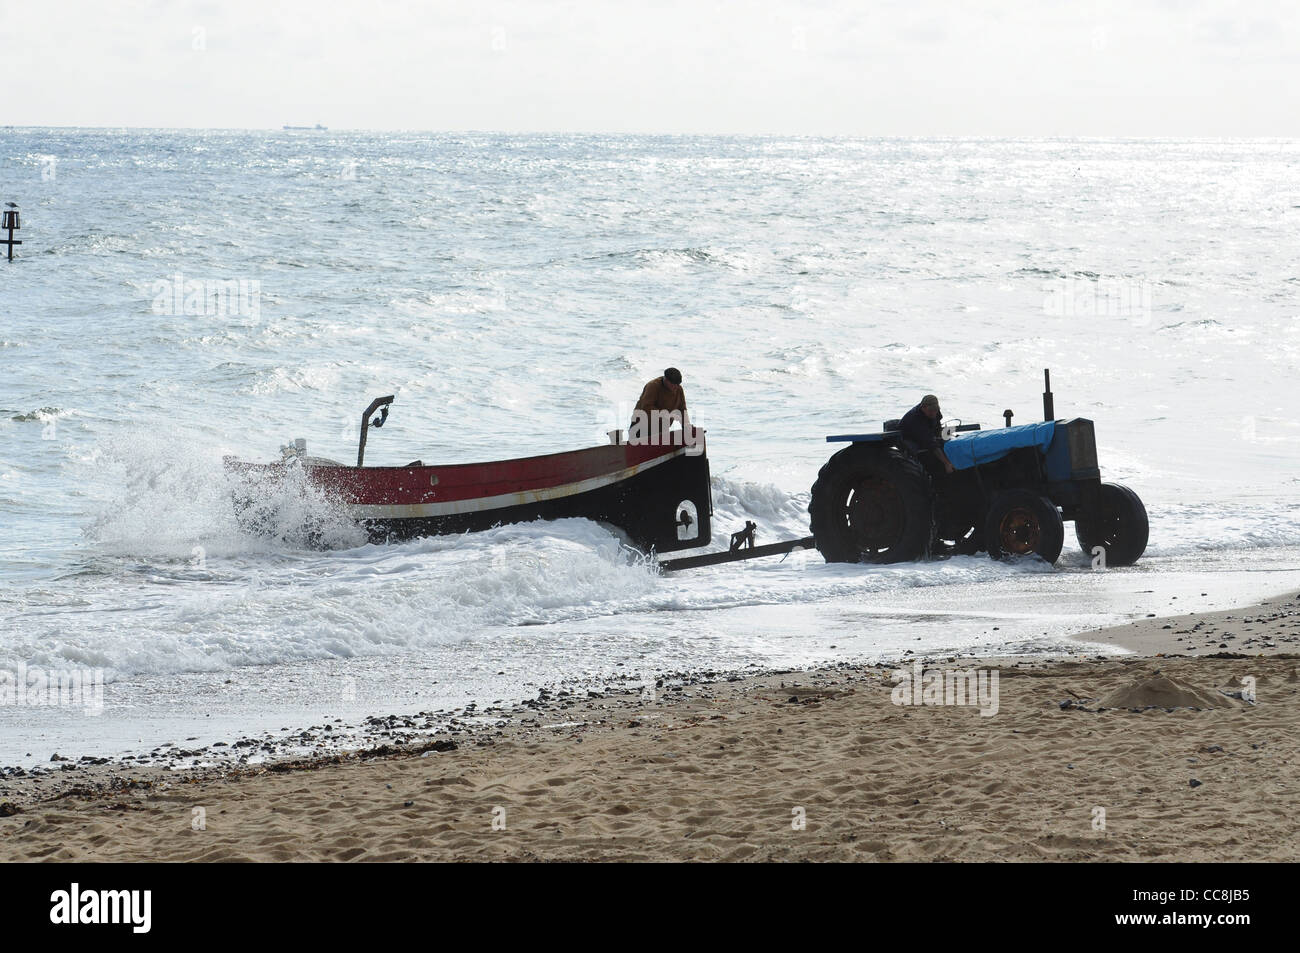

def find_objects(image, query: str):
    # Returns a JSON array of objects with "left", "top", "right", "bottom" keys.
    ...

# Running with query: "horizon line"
[{"left": 6, "top": 126, "right": 1300, "bottom": 142}]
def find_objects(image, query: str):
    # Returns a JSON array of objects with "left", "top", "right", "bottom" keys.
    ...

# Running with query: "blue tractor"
[{"left": 808, "top": 370, "right": 1149, "bottom": 566}]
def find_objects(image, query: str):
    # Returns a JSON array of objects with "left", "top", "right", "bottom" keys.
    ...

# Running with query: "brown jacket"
[{"left": 634, "top": 377, "right": 687, "bottom": 417}]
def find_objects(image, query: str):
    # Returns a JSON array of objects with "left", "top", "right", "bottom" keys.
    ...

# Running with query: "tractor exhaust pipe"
[{"left": 1042, "top": 368, "right": 1055, "bottom": 422}]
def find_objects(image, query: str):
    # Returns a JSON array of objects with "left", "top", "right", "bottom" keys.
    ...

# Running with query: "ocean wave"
[{"left": 9, "top": 407, "right": 66, "bottom": 422}]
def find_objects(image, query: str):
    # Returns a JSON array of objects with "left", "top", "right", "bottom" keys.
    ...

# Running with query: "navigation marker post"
[{"left": 2, "top": 203, "right": 20, "bottom": 261}]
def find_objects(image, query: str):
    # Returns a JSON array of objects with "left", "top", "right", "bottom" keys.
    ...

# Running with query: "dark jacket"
[{"left": 899, "top": 403, "right": 941, "bottom": 452}]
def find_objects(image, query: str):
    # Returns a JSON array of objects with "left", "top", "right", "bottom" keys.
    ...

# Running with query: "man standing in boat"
[{"left": 630, "top": 367, "right": 689, "bottom": 447}]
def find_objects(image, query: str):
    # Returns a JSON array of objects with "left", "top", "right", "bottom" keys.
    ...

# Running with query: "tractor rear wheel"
[
  {"left": 809, "top": 446, "right": 932, "bottom": 563},
  {"left": 1075, "top": 482, "right": 1149, "bottom": 566},
  {"left": 984, "top": 490, "right": 1064, "bottom": 564}
]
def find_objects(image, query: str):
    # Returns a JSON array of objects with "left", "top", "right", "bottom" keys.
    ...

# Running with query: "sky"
[{"left": 3, "top": 0, "right": 1298, "bottom": 135}]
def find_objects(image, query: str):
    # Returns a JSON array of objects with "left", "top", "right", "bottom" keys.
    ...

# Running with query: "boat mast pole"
[{"left": 356, "top": 395, "right": 395, "bottom": 466}]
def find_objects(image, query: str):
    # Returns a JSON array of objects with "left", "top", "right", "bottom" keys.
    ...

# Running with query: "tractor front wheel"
[
  {"left": 984, "top": 490, "right": 1064, "bottom": 564},
  {"left": 1075, "top": 482, "right": 1149, "bottom": 566}
]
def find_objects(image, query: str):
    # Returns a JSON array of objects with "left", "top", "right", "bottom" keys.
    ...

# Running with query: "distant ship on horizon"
[{"left": 282, "top": 123, "right": 327, "bottom": 131}]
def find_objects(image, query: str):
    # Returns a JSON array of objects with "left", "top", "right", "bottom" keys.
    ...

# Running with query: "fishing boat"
[{"left": 223, "top": 396, "right": 713, "bottom": 553}]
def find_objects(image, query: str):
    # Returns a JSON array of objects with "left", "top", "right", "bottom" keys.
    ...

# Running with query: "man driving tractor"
[{"left": 900, "top": 394, "right": 954, "bottom": 476}]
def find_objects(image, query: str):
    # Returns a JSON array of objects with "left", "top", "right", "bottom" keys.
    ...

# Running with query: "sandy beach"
[{"left": 2, "top": 592, "right": 1297, "bottom": 863}]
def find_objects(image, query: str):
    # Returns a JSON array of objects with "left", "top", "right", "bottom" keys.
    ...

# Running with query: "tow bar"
[{"left": 658, "top": 526, "right": 817, "bottom": 573}]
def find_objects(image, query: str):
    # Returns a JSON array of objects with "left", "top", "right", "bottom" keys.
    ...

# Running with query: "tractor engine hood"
[{"left": 944, "top": 421, "right": 1057, "bottom": 470}]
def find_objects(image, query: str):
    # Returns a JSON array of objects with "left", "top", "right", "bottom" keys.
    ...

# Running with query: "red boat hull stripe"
[{"left": 346, "top": 446, "right": 689, "bottom": 520}]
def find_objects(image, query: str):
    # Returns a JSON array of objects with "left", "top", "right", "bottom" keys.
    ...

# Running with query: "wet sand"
[
  {"left": 1074, "top": 591, "right": 1300, "bottom": 657},
  {"left": 2, "top": 593, "right": 1297, "bottom": 862}
]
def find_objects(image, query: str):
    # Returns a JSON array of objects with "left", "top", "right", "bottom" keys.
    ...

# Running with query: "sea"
[{"left": 2, "top": 130, "right": 1299, "bottom": 763}]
